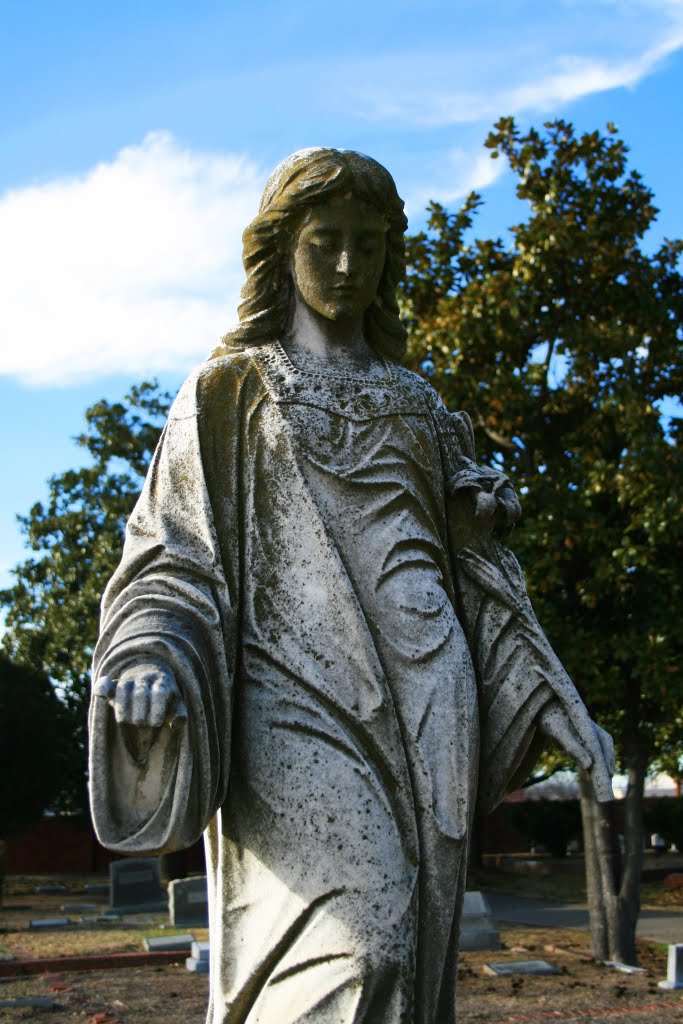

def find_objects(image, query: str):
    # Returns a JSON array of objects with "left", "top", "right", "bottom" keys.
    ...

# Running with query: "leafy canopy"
[
  {"left": 0, "top": 382, "right": 173, "bottom": 811},
  {"left": 402, "top": 118, "right": 683, "bottom": 769}
]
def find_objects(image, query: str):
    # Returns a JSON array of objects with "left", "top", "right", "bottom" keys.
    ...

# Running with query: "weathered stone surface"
[
  {"left": 108, "top": 857, "right": 167, "bottom": 914},
  {"left": 89, "top": 148, "right": 614, "bottom": 1023},
  {"left": 169, "top": 876, "right": 208, "bottom": 927}
]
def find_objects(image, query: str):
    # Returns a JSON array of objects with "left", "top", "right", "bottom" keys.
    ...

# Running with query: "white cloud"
[
  {"left": 505, "top": 33, "right": 683, "bottom": 114},
  {"left": 403, "top": 149, "right": 507, "bottom": 218},
  {"left": 0, "top": 133, "right": 264, "bottom": 386}
]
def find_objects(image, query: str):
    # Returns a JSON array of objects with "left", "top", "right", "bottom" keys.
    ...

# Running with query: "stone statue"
[{"left": 89, "top": 148, "right": 614, "bottom": 1023}]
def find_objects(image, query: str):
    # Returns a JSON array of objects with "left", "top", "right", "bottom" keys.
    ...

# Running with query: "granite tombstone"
[
  {"left": 89, "top": 148, "right": 615, "bottom": 1023},
  {"left": 169, "top": 875, "right": 209, "bottom": 928},
  {"left": 108, "top": 857, "right": 168, "bottom": 915}
]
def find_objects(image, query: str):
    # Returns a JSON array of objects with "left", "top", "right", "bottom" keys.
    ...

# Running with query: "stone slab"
[
  {"left": 186, "top": 956, "right": 209, "bottom": 974},
  {"left": 62, "top": 903, "right": 98, "bottom": 912},
  {"left": 0, "top": 950, "right": 188, "bottom": 978},
  {"left": 483, "top": 959, "right": 560, "bottom": 977},
  {"left": 35, "top": 885, "right": 67, "bottom": 894},
  {"left": 144, "top": 933, "right": 195, "bottom": 952},
  {"left": 29, "top": 917, "right": 70, "bottom": 929},
  {"left": 604, "top": 960, "right": 648, "bottom": 974},
  {"left": 0, "top": 997, "right": 55, "bottom": 1008}
]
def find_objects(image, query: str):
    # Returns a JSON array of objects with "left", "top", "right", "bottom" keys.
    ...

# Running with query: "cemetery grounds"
[{"left": 0, "top": 873, "right": 682, "bottom": 1022}]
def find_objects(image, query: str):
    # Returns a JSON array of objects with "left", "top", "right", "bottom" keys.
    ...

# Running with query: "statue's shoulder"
[
  {"left": 391, "top": 362, "right": 447, "bottom": 410},
  {"left": 169, "top": 347, "right": 263, "bottom": 422},
  {"left": 390, "top": 363, "right": 476, "bottom": 456}
]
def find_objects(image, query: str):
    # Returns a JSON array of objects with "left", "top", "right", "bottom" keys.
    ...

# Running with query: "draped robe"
[{"left": 89, "top": 342, "right": 582, "bottom": 1023}]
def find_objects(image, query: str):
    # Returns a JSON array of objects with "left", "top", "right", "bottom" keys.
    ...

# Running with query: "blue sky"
[{"left": 2, "top": 0, "right": 683, "bottom": 589}]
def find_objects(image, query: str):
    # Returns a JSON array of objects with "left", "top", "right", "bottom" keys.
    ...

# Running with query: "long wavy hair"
[{"left": 213, "top": 148, "right": 409, "bottom": 361}]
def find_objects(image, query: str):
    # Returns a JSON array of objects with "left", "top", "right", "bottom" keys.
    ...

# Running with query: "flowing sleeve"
[
  {"left": 435, "top": 405, "right": 584, "bottom": 814},
  {"left": 88, "top": 365, "right": 237, "bottom": 854}
]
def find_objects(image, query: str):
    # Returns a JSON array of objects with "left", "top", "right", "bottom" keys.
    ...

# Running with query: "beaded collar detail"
[{"left": 250, "top": 341, "right": 434, "bottom": 422}]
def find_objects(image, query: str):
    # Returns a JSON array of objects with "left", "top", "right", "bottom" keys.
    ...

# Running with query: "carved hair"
[{"left": 215, "top": 148, "right": 409, "bottom": 360}]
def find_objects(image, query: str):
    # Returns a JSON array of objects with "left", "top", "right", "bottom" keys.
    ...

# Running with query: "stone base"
[
  {"left": 459, "top": 891, "right": 501, "bottom": 952},
  {"left": 186, "top": 956, "right": 209, "bottom": 974},
  {"left": 460, "top": 927, "right": 503, "bottom": 952}
]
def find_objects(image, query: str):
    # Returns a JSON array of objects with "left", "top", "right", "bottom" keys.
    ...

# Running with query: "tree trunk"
[{"left": 579, "top": 741, "right": 647, "bottom": 965}]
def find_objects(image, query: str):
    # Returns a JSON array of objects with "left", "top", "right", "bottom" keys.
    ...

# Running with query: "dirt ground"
[
  {"left": 1, "top": 930, "right": 681, "bottom": 1023},
  {"left": 1, "top": 879, "right": 682, "bottom": 1022}
]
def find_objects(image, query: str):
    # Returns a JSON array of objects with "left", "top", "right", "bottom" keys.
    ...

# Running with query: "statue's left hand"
[{"left": 538, "top": 700, "right": 615, "bottom": 801}]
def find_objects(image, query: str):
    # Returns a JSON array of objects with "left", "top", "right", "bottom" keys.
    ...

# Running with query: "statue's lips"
[{"left": 332, "top": 283, "right": 360, "bottom": 294}]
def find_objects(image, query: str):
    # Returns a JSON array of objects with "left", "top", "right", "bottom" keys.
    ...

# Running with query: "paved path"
[{"left": 485, "top": 890, "right": 683, "bottom": 944}]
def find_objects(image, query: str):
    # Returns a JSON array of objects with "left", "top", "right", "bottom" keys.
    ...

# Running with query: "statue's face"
[{"left": 290, "top": 195, "right": 387, "bottom": 323}]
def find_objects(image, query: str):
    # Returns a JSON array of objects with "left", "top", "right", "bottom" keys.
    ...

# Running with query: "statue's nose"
[{"left": 336, "top": 249, "right": 351, "bottom": 275}]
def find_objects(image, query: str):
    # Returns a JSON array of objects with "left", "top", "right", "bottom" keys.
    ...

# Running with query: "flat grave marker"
[
  {"left": 483, "top": 959, "right": 560, "bottom": 977},
  {"left": 144, "top": 933, "right": 195, "bottom": 953},
  {"left": 29, "top": 917, "right": 70, "bottom": 929}
]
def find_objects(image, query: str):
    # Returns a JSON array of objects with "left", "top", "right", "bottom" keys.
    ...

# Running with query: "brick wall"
[{"left": 5, "top": 816, "right": 205, "bottom": 875}]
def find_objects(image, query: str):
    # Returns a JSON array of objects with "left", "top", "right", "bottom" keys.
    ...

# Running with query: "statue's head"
[{"left": 218, "top": 148, "right": 409, "bottom": 360}]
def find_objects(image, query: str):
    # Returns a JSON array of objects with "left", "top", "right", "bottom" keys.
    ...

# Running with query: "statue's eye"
[{"left": 310, "top": 233, "right": 338, "bottom": 253}]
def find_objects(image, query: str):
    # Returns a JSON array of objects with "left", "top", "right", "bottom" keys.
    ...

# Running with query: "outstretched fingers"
[{"left": 539, "top": 699, "right": 614, "bottom": 802}]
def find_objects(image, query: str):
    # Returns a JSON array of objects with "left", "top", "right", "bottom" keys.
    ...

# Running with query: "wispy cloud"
[
  {"left": 403, "top": 149, "right": 507, "bottom": 218},
  {"left": 0, "top": 133, "right": 264, "bottom": 386},
  {"left": 350, "top": 3, "right": 683, "bottom": 127}
]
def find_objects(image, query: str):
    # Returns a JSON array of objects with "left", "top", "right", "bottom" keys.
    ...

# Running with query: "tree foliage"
[
  {"left": 402, "top": 118, "right": 683, "bottom": 960},
  {"left": 0, "top": 655, "right": 70, "bottom": 837},
  {"left": 0, "top": 382, "right": 172, "bottom": 811}
]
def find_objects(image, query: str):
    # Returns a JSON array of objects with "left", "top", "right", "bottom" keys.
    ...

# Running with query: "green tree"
[
  {"left": 402, "top": 118, "right": 683, "bottom": 963},
  {"left": 0, "top": 655, "right": 71, "bottom": 902},
  {"left": 0, "top": 381, "right": 173, "bottom": 812}
]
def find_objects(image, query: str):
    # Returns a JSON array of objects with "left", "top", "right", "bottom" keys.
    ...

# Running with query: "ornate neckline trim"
[{"left": 272, "top": 340, "right": 395, "bottom": 385}]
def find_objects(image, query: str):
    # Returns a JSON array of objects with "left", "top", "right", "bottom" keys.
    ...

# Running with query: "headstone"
[
  {"left": 83, "top": 882, "right": 110, "bottom": 894},
  {"left": 169, "top": 875, "right": 209, "bottom": 927},
  {"left": 659, "top": 943, "right": 683, "bottom": 990},
  {"left": 61, "top": 902, "right": 98, "bottom": 912},
  {"left": 186, "top": 939, "right": 210, "bottom": 974},
  {"left": 144, "top": 933, "right": 195, "bottom": 952},
  {"left": 29, "top": 917, "right": 69, "bottom": 929},
  {"left": 459, "top": 891, "right": 501, "bottom": 952},
  {"left": 35, "top": 885, "right": 67, "bottom": 894},
  {"left": 483, "top": 960, "right": 560, "bottom": 977},
  {"left": 109, "top": 857, "right": 168, "bottom": 914}
]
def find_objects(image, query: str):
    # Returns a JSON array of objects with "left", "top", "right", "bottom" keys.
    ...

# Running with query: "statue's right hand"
[{"left": 93, "top": 663, "right": 186, "bottom": 764}]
